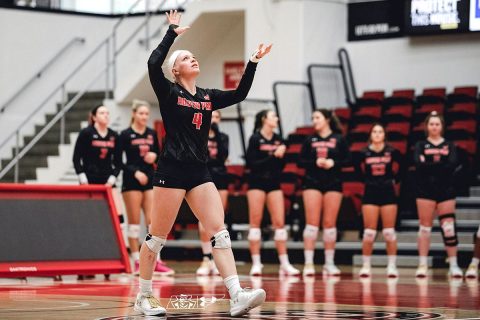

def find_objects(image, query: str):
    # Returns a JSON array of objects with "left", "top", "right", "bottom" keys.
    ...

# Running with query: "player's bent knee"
[
  {"left": 303, "top": 224, "right": 319, "bottom": 241},
  {"left": 211, "top": 229, "right": 231, "bottom": 249},
  {"left": 248, "top": 228, "right": 262, "bottom": 241},
  {"left": 363, "top": 229, "right": 377, "bottom": 243},
  {"left": 274, "top": 228, "right": 288, "bottom": 241},
  {"left": 145, "top": 233, "right": 166, "bottom": 254}
]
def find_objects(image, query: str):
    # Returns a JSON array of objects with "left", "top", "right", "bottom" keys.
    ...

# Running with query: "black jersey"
[
  {"left": 298, "top": 132, "right": 350, "bottom": 181},
  {"left": 357, "top": 145, "right": 401, "bottom": 187},
  {"left": 207, "top": 125, "right": 229, "bottom": 175},
  {"left": 414, "top": 139, "right": 458, "bottom": 184},
  {"left": 119, "top": 127, "right": 160, "bottom": 175},
  {"left": 72, "top": 125, "right": 121, "bottom": 177},
  {"left": 148, "top": 25, "right": 257, "bottom": 164},
  {"left": 246, "top": 132, "right": 286, "bottom": 180}
]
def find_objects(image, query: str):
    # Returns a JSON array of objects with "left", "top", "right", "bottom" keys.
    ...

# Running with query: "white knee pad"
[
  {"left": 303, "top": 224, "right": 319, "bottom": 241},
  {"left": 418, "top": 225, "right": 432, "bottom": 238},
  {"left": 247, "top": 228, "right": 261, "bottom": 241},
  {"left": 323, "top": 228, "right": 337, "bottom": 243},
  {"left": 145, "top": 233, "right": 166, "bottom": 254},
  {"left": 210, "top": 229, "right": 231, "bottom": 249},
  {"left": 127, "top": 224, "right": 141, "bottom": 239},
  {"left": 382, "top": 228, "right": 397, "bottom": 242},
  {"left": 274, "top": 228, "right": 288, "bottom": 241},
  {"left": 363, "top": 229, "right": 377, "bottom": 242}
]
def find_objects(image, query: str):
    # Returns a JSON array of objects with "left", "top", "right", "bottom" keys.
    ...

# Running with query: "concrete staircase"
[{"left": 0, "top": 91, "right": 107, "bottom": 183}]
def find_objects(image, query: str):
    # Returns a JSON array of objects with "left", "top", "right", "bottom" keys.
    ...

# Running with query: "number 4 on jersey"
[{"left": 192, "top": 112, "right": 203, "bottom": 130}]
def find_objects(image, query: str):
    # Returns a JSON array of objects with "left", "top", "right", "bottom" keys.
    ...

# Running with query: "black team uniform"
[
  {"left": 148, "top": 24, "right": 257, "bottom": 190},
  {"left": 73, "top": 125, "right": 121, "bottom": 184},
  {"left": 357, "top": 145, "right": 402, "bottom": 206},
  {"left": 119, "top": 127, "right": 160, "bottom": 192},
  {"left": 208, "top": 123, "right": 229, "bottom": 190},
  {"left": 414, "top": 139, "right": 458, "bottom": 203},
  {"left": 299, "top": 132, "right": 350, "bottom": 193},
  {"left": 246, "top": 132, "right": 286, "bottom": 193}
]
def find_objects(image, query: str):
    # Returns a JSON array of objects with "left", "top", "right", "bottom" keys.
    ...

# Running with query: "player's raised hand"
[
  {"left": 254, "top": 43, "right": 273, "bottom": 59},
  {"left": 166, "top": 10, "right": 190, "bottom": 35}
]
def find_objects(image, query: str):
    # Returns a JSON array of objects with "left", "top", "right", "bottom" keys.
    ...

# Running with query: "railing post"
[
  {"left": 105, "top": 38, "right": 110, "bottom": 99},
  {"left": 112, "top": 32, "right": 117, "bottom": 90},
  {"left": 14, "top": 130, "right": 19, "bottom": 183},
  {"left": 60, "top": 84, "right": 66, "bottom": 145},
  {"left": 145, "top": 0, "right": 151, "bottom": 51}
]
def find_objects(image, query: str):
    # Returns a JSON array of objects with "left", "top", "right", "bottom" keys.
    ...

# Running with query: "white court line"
[{"left": 3, "top": 299, "right": 90, "bottom": 311}]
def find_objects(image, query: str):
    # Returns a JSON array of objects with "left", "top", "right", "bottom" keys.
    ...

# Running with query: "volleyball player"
[
  {"left": 414, "top": 111, "right": 463, "bottom": 278},
  {"left": 119, "top": 100, "right": 174, "bottom": 276},
  {"left": 356, "top": 123, "right": 401, "bottom": 278},
  {"left": 246, "top": 110, "right": 300, "bottom": 277},
  {"left": 299, "top": 109, "right": 350, "bottom": 277},
  {"left": 134, "top": 10, "right": 270, "bottom": 317}
]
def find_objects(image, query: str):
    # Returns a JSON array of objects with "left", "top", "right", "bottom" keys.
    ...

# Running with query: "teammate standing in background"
[
  {"left": 299, "top": 109, "right": 350, "bottom": 277},
  {"left": 73, "top": 105, "right": 121, "bottom": 186},
  {"left": 246, "top": 110, "right": 300, "bottom": 277},
  {"left": 119, "top": 100, "right": 173, "bottom": 276},
  {"left": 356, "top": 123, "right": 401, "bottom": 278},
  {"left": 196, "top": 110, "right": 229, "bottom": 276},
  {"left": 414, "top": 111, "right": 463, "bottom": 278},
  {"left": 134, "top": 10, "right": 270, "bottom": 317}
]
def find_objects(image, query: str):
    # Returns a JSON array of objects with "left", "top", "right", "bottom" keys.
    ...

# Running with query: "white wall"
[{"left": 346, "top": 33, "right": 480, "bottom": 95}]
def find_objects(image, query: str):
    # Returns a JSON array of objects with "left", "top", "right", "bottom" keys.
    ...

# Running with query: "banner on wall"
[
  {"left": 470, "top": 0, "right": 480, "bottom": 31},
  {"left": 406, "top": 0, "right": 470, "bottom": 34},
  {"left": 348, "top": 0, "right": 405, "bottom": 41},
  {"left": 224, "top": 62, "right": 245, "bottom": 90}
]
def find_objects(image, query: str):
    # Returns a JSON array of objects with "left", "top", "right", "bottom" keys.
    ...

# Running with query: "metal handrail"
[
  {"left": 0, "top": 65, "right": 109, "bottom": 180},
  {"left": 272, "top": 81, "right": 313, "bottom": 137},
  {"left": 0, "top": 37, "right": 85, "bottom": 113},
  {"left": 0, "top": 0, "right": 172, "bottom": 181}
]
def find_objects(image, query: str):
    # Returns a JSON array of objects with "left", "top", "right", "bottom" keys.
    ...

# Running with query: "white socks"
[
  {"left": 132, "top": 252, "right": 140, "bottom": 261},
  {"left": 304, "top": 250, "right": 314, "bottom": 265},
  {"left": 278, "top": 254, "right": 290, "bottom": 267},
  {"left": 419, "top": 256, "right": 428, "bottom": 266},
  {"left": 362, "top": 255, "right": 371, "bottom": 266},
  {"left": 139, "top": 277, "right": 152, "bottom": 295},
  {"left": 388, "top": 255, "right": 397, "bottom": 266},
  {"left": 224, "top": 275, "right": 242, "bottom": 298},
  {"left": 448, "top": 256, "right": 458, "bottom": 268},
  {"left": 252, "top": 254, "right": 262, "bottom": 266},
  {"left": 325, "top": 249, "right": 335, "bottom": 265}
]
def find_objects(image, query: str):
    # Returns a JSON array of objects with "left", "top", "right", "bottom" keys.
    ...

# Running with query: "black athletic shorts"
[
  {"left": 416, "top": 182, "right": 455, "bottom": 203},
  {"left": 122, "top": 170, "right": 153, "bottom": 192},
  {"left": 211, "top": 172, "right": 229, "bottom": 190},
  {"left": 362, "top": 184, "right": 397, "bottom": 206},
  {"left": 86, "top": 173, "right": 116, "bottom": 187},
  {"left": 302, "top": 175, "right": 342, "bottom": 193},
  {"left": 248, "top": 176, "right": 281, "bottom": 193},
  {"left": 153, "top": 157, "right": 213, "bottom": 191}
]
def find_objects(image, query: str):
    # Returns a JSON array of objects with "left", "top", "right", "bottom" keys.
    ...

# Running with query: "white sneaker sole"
[
  {"left": 133, "top": 304, "right": 166, "bottom": 316},
  {"left": 230, "top": 290, "right": 266, "bottom": 317}
]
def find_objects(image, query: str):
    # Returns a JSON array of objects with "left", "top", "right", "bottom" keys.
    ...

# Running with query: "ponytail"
[
  {"left": 131, "top": 99, "right": 151, "bottom": 125},
  {"left": 253, "top": 110, "right": 270, "bottom": 134}
]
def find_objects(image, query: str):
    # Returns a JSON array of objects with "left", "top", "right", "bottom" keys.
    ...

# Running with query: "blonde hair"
[
  {"left": 131, "top": 99, "right": 150, "bottom": 125},
  {"left": 167, "top": 50, "right": 189, "bottom": 82}
]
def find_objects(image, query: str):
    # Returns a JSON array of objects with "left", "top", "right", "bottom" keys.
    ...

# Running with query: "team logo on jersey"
[
  {"left": 158, "top": 179, "right": 165, "bottom": 184},
  {"left": 130, "top": 134, "right": 136, "bottom": 138},
  {"left": 204, "top": 94, "right": 210, "bottom": 100},
  {"left": 93, "top": 134, "right": 98, "bottom": 138}
]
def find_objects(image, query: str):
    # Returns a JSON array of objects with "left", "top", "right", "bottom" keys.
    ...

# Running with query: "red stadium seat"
[
  {"left": 286, "top": 143, "right": 302, "bottom": 154},
  {"left": 334, "top": 107, "right": 351, "bottom": 122},
  {"left": 283, "top": 163, "right": 305, "bottom": 177},
  {"left": 362, "top": 90, "right": 385, "bottom": 101},
  {"left": 415, "top": 103, "right": 444, "bottom": 114},
  {"left": 448, "top": 102, "right": 477, "bottom": 115},
  {"left": 386, "top": 122, "right": 410, "bottom": 138},
  {"left": 423, "top": 87, "right": 446, "bottom": 98},
  {"left": 350, "top": 142, "right": 367, "bottom": 153},
  {"left": 354, "top": 105, "right": 382, "bottom": 118},
  {"left": 454, "top": 86, "right": 478, "bottom": 98},
  {"left": 384, "top": 105, "right": 413, "bottom": 119},
  {"left": 295, "top": 126, "right": 315, "bottom": 135},
  {"left": 343, "top": 182, "right": 365, "bottom": 213},
  {"left": 448, "top": 120, "right": 477, "bottom": 135},
  {"left": 392, "top": 89, "right": 415, "bottom": 99},
  {"left": 455, "top": 140, "right": 477, "bottom": 156},
  {"left": 388, "top": 141, "right": 408, "bottom": 154}
]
